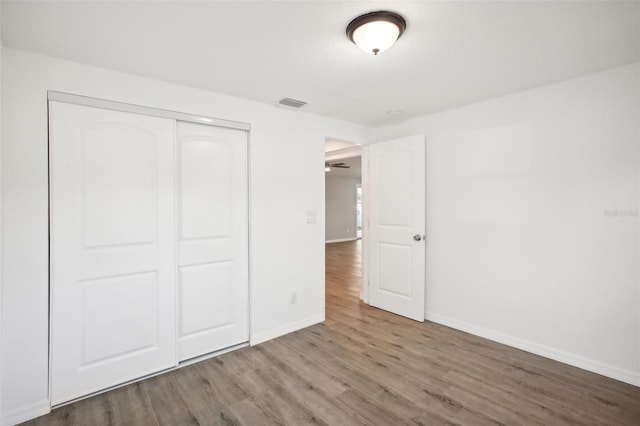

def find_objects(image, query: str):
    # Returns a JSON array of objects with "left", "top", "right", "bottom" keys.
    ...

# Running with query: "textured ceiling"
[{"left": 2, "top": 1, "right": 638, "bottom": 126}]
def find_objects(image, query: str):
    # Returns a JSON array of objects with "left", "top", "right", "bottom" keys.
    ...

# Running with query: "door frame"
[
  {"left": 47, "top": 91, "right": 251, "bottom": 131},
  {"left": 362, "top": 145, "right": 370, "bottom": 303}
]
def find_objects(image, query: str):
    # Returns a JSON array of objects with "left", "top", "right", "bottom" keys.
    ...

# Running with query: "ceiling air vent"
[{"left": 278, "top": 98, "right": 307, "bottom": 108}]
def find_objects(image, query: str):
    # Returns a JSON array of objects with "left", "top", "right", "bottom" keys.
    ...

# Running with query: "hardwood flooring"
[{"left": 24, "top": 240, "right": 639, "bottom": 425}]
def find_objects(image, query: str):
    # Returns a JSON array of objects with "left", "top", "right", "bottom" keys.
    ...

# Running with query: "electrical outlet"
[{"left": 290, "top": 292, "right": 297, "bottom": 304}]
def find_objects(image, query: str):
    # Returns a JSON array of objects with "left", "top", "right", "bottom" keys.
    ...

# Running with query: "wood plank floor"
[{"left": 24, "top": 240, "right": 639, "bottom": 425}]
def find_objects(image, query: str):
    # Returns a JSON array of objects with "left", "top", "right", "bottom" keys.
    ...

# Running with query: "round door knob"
[{"left": 413, "top": 234, "right": 422, "bottom": 241}]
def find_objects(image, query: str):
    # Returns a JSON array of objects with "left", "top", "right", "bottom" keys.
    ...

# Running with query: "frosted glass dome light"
[{"left": 347, "top": 11, "right": 406, "bottom": 56}]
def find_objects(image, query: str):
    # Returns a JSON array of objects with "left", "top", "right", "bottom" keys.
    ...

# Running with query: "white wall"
[
  {"left": 1, "top": 45, "right": 637, "bottom": 426},
  {"left": 375, "top": 63, "right": 640, "bottom": 386},
  {"left": 325, "top": 174, "right": 360, "bottom": 242},
  {"left": 0, "top": 48, "right": 370, "bottom": 424}
]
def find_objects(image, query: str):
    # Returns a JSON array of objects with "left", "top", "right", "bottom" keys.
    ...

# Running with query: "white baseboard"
[
  {"left": 1, "top": 399, "right": 50, "bottom": 426},
  {"left": 325, "top": 238, "right": 357, "bottom": 244},
  {"left": 425, "top": 312, "right": 640, "bottom": 387},
  {"left": 250, "top": 314, "right": 324, "bottom": 346}
]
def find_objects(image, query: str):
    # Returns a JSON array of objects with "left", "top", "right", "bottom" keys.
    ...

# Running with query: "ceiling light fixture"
[
  {"left": 325, "top": 166, "right": 331, "bottom": 172},
  {"left": 346, "top": 11, "right": 406, "bottom": 56}
]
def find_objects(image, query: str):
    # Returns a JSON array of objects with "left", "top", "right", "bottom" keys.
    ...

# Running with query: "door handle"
[{"left": 413, "top": 234, "right": 422, "bottom": 242}]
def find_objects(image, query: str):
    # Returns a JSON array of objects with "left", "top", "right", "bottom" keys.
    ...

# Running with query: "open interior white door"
[{"left": 368, "top": 135, "right": 425, "bottom": 322}]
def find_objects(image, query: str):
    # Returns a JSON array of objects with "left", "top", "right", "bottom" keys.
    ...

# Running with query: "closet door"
[
  {"left": 177, "top": 121, "right": 249, "bottom": 361},
  {"left": 49, "top": 102, "right": 176, "bottom": 405}
]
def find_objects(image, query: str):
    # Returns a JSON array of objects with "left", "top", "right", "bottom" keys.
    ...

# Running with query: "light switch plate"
[{"left": 306, "top": 211, "right": 317, "bottom": 224}]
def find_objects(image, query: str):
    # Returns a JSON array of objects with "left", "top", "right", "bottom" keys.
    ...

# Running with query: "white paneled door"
[
  {"left": 49, "top": 102, "right": 177, "bottom": 405},
  {"left": 49, "top": 99, "right": 250, "bottom": 405},
  {"left": 368, "top": 135, "right": 426, "bottom": 322},
  {"left": 176, "top": 122, "right": 248, "bottom": 362}
]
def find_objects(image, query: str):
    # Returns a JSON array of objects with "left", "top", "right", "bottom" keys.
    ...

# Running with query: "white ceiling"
[
  {"left": 325, "top": 140, "right": 357, "bottom": 153},
  {"left": 2, "top": 1, "right": 638, "bottom": 126}
]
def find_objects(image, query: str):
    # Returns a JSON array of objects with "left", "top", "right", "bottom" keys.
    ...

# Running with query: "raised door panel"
[
  {"left": 180, "top": 139, "right": 232, "bottom": 239},
  {"left": 177, "top": 121, "right": 249, "bottom": 361},
  {"left": 82, "top": 272, "right": 159, "bottom": 365},
  {"left": 49, "top": 102, "right": 176, "bottom": 405},
  {"left": 179, "top": 262, "right": 233, "bottom": 335},
  {"left": 378, "top": 149, "right": 412, "bottom": 226},
  {"left": 82, "top": 124, "right": 157, "bottom": 247},
  {"left": 377, "top": 243, "right": 412, "bottom": 298}
]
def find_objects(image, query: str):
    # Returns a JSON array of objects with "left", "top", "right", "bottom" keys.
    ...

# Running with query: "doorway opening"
[
  {"left": 325, "top": 134, "right": 426, "bottom": 322},
  {"left": 324, "top": 138, "right": 364, "bottom": 308}
]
